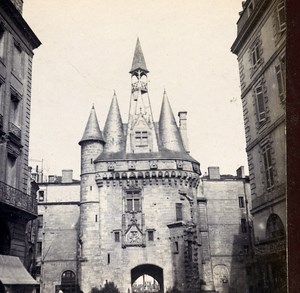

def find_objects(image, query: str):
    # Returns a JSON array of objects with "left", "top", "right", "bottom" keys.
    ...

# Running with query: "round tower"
[{"left": 78, "top": 106, "right": 105, "bottom": 291}]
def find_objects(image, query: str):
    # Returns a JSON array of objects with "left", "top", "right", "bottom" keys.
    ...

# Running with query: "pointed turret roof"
[
  {"left": 158, "top": 90, "right": 185, "bottom": 152},
  {"left": 103, "top": 92, "right": 124, "bottom": 152},
  {"left": 79, "top": 106, "right": 104, "bottom": 145},
  {"left": 130, "top": 38, "right": 149, "bottom": 74}
]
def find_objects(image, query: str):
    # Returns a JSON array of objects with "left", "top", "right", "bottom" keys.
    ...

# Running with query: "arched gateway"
[{"left": 131, "top": 264, "right": 163, "bottom": 293}]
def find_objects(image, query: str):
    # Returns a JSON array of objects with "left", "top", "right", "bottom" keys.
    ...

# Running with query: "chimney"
[
  {"left": 61, "top": 169, "right": 73, "bottom": 183},
  {"left": 10, "top": 0, "right": 23, "bottom": 14},
  {"left": 208, "top": 167, "right": 220, "bottom": 180},
  {"left": 236, "top": 166, "right": 245, "bottom": 178},
  {"left": 178, "top": 111, "right": 189, "bottom": 153}
]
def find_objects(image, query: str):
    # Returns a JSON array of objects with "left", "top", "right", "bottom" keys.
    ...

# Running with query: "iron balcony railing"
[{"left": 0, "top": 180, "right": 37, "bottom": 216}]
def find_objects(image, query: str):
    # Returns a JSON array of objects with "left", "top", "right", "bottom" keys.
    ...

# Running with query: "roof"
[
  {"left": 129, "top": 38, "right": 149, "bottom": 74},
  {"left": 79, "top": 106, "right": 105, "bottom": 145},
  {"left": 0, "top": 1, "right": 41, "bottom": 50},
  {"left": 0, "top": 255, "right": 38, "bottom": 285},
  {"left": 158, "top": 91, "right": 186, "bottom": 152}
]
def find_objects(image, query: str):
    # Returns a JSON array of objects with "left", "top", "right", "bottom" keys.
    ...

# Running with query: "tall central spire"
[{"left": 126, "top": 38, "right": 158, "bottom": 154}]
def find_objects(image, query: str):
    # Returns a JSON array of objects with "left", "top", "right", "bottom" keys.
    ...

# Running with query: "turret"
[
  {"left": 158, "top": 90, "right": 185, "bottom": 152},
  {"left": 79, "top": 106, "right": 105, "bottom": 175},
  {"left": 103, "top": 92, "right": 124, "bottom": 153}
]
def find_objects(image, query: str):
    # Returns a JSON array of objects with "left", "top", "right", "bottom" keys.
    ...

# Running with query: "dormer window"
[{"left": 135, "top": 131, "right": 148, "bottom": 147}]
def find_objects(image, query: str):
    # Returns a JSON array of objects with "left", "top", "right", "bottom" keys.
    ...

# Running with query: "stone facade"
[
  {"left": 199, "top": 167, "right": 251, "bottom": 293},
  {"left": 78, "top": 39, "right": 201, "bottom": 293},
  {"left": 0, "top": 0, "right": 40, "bottom": 291},
  {"left": 35, "top": 172, "right": 80, "bottom": 293},
  {"left": 231, "top": 0, "right": 286, "bottom": 292}
]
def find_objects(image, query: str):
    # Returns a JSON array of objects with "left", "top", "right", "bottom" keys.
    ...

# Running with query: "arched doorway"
[
  {"left": 266, "top": 213, "right": 285, "bottom": 240},
  {"left": 131, "top": 264, "right": 163, "bottom": 293},
  {"left": 0, "top": 218, "right": 11, "bottom": 255},
  {"left": 60, "top": 270, "right": 77, "bottom": 293}
]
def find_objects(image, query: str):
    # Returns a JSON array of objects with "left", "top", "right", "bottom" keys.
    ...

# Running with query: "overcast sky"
[{"left": 24, "top": 0, "right": 247, "bottom": 180}]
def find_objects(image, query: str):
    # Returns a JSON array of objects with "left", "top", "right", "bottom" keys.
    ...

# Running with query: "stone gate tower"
[{"left": 78, "top": 39, "right": 202, "bottom": 293}]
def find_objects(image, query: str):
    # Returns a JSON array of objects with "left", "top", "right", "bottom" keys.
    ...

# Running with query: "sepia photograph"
[{"left": 0, "top": 0, "right": 287, "bottom": 293}]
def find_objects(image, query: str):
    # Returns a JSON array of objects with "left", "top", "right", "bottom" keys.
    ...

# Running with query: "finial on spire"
[
  {"left": 113, "top": 89, "right": 116, "bottom": 96},
  {"left": 92, "top": 103, "right": 94, "bottom": 109}
]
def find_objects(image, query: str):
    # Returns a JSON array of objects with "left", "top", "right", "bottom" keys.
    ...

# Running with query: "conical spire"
[
  {"left": 130, "top": 38, "right": 149, "bottom": 74},
  {"left": 103, "top": 91, "right": 124, "bottom": 152},
  {"left": 159, "top": 90, "right": 185, "bottom": 152},
  {"left": 79, "top": 106, "right": 104, "bottom": 145}
]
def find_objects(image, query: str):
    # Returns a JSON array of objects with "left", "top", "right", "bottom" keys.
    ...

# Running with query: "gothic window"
[
  {"left": 275, "top": 55, "right": 286, "bottom": 104},
  {"left": 176, "top": 203, "right": 183, "bottom": 221},
  {"left": 135, "top": 131, "right": 148, "bottom": 147},
  {"left": 6, "top": 155, "right": 17, "bottom": 188},
  {"left": 266, "top": 214, "right": 285, "bottom": 240},
  {"left": 125, "top": 190, "right": 141, "bottom": 213},
  {"left": 238, "top": 196, "right": 245, "bottom": 208},
  {"left": 261, "top": 142, "right": 274, "bottom": 189},
  {"left": 254, "top": 83, "right": 266, "bottom": 123}
]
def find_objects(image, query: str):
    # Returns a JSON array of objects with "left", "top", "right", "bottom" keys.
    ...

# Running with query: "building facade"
[
  {"left": 199, "top": 166, "right": 251, "bottom": 293},
  {"left": 231, "top": 0, "right": 286, "bottom": 292},
  {"left": 78, "top": 38, "right": 202, "bottom": 293},
  {"left": 0, "top": 0, "right": 41, "bottom": 291},
  {"left": 34, "top": 170, "right": 80, "bottom": 293}
]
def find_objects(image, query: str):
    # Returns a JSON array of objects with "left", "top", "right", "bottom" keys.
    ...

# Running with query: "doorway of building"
[
  {"left": 131, "top": 264, "right": 163, "bottom": 293},
  {"left": 0, "top": 218, "right": 10, "bottom": 255}
]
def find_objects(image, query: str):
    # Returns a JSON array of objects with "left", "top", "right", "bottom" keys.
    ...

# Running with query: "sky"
[{"left": 23, "top": 0, "right": 247, "bottom": 180}]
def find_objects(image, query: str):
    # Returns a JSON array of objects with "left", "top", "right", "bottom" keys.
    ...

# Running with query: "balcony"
[
  {"left": 131, "top": 81, "right": 148, "bottom": 94},
  {"left": 0, "top": 180, "right": 37, "bottom": 216},
  {"left": 8, "top": 122, "right": 21, "bottom": 141}
]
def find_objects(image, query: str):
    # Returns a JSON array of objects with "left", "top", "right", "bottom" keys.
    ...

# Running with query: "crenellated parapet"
[{"left": 95, "top": 159, "right": 200, "bottom": 188}]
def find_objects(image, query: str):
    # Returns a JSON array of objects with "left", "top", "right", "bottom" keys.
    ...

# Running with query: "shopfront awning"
[{"left": 0, "top": 255, "right": 38, "bottom": 285}]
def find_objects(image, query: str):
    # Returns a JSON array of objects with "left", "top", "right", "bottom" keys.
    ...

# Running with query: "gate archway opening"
[{"left": 131, "top": 264, "right": 163, "bottom": 293}]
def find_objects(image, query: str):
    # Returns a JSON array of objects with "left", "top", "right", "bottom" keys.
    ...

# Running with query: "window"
[
  {"left": 107, "top": 253, "right": 110, "bottom": 264},
  {"left": 255, "top": 84, "right": 266, "bottom": 123},
  {"left": 266, "top": 214, "right": 285, "bottom": 239},
  {"left": 135, "top": 131, "right": 148, "bottom": 147},
  {"left": 38, "top": 190, "right": 44, "bottom": 202},
  {"left": 35, "top": 266, "right": 41, "bottom": 276},
  {"left": 148, "top": 231, "right": 154, "bottom": 241},
  {"left": 61, "top": 270, "right": 76, "bottom": 285},
  {"left": 241, "top": 219, "right": 247, "bottom": 233},
  {"left": 188, "top": 241, "right": 193, "bottom": 261},
  {"left": 250, "top": 39, "right": 261, "bottom": 69},
  {"left": 276, "top": 0, "right": 286, "bottom": 33},
  {"left": 126, "top": 190, "right": 141, "bottom": 212},
  {"left": 262, "top": 143, "right": 274, "bottom": 189},
  {"left": 275, "top": 55, "right": 286, "bottom": 103},
  {"left": 37, "top": 215, "right": 43, "bottom": 228},
  {"left": 238, "top": 196, "right": 245, "bottom": 208},
  {"left": 37, "top": 241, "right": 42, "bottom": 256},
  {"left": 12, "top": 42, "right": 23, "bottom": 79},
  {"left": 176, "top": 203, "right": 183, "bottom": 221},
  {"left": 0, "top": 23, "right": 5, "bottom": 59},
  {"left": 174, "top": 241, "right": 179, "bottom": 254},
  {"left": 114, "top": 232, "right": 120, "bottom": 242}
]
